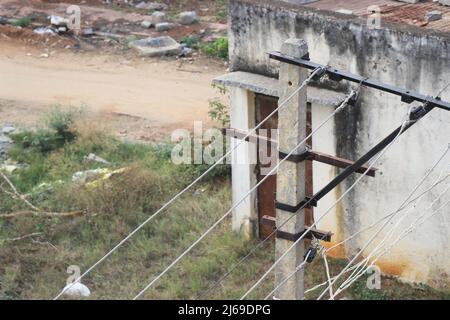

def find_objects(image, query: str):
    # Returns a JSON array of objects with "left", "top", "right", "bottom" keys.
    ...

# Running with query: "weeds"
[
  {"left": 10, "top": 107, "right": 79, "bottom": 155},
  {"left": 1, "top": 110, "right": 448, "bottom": 300},
  {"left": 213, "top": 0, "right": 228, "bottom": 22},
  {"left": 208, "top": 84, "right": 230, "bottom": 127},
  {"left": 11, "top": 16, "right": 32, "bottom": 28},
  {"left": 181, "top": 35, "right": 200, "bottom": 48},
  {"left": 200, "top": 37, "right": 229, "bottom": 60}
]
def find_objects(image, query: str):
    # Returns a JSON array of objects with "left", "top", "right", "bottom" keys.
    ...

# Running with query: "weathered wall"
[{"left": 229, "top": 0, "right": 450, "bottom": 289}]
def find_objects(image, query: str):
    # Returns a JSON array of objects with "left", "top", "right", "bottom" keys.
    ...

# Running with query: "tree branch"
[{"left": 0, "top": 210, "right": 84, "bottom": 219}]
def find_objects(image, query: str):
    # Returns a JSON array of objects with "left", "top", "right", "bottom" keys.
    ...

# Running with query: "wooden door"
[{"left": 255, "top": 95, "right": 314, "bottom": 239}]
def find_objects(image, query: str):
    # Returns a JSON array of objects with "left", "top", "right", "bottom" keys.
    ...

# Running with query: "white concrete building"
[{"left": 215, "top": 0, "right": 450, "bottom": 289}]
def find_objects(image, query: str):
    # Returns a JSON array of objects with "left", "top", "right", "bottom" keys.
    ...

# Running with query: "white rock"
[
  {"left": 63, "top": 282, "right": 91, "bottom": 298},
  {"left": 2, "top": 125, "right": 15, "bottom": 134},
  {"left": 33, "top": 27, "right": 56, "bottom": 36},
  {"left": 129, "top": 36, "right": 182, "bottom": 57},
  {"left": 84, "top": 153, "right": 110, "bottom": 165},
  {"left": 425, "top": 10, "right": 442, "bottom": 22},
  {"left": 335, "top": 9, "right": 354, "bottom": 15},
  {"left": 0, "top": 164, "right": 19, "bottom": 174},
  {"left": 135, "top": 1, "right": 168, "bottom": 10},
  {"left": 179, "top": 11, "right": 197, "bottom": 25},
  {"left": 141, "top": 20, "right": 152, "bottom": 29},
  {"left": 72, "top": 168, "right": 108, "bottom": 183},
  {"left": 155, "top": 22, "right": 171, "bottom": 32},
  {"left": 49, "top": 15, "right": 68, "bottom": 27},
  {"left": 151, "top": 11, "right": 166, "bottom": 24}
]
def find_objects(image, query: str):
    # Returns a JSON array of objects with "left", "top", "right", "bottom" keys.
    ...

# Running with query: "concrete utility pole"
[{"left": 274, "top": 39, "right": 309, "bottom": 300}]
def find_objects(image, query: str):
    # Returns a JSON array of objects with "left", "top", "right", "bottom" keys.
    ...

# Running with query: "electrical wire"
[
  {"left": 132, "top": 90, "right": 357, "bottom": 300},
  {"left": 53, "top": 66, "right": 327, "bottom": 300}
]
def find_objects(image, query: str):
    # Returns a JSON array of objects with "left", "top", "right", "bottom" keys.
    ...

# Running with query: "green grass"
[
  {"left": 181, "top": 35, "right": 201, "bottom": 48},
  {"left": 11, "top": 16, "right": 33, "bottom": 28},
  {"left": 0, "top": 110, "right": 449, "bottom": 300},
  {"left": 212, "top": 0, "right": 228, "bottom": 22},
  {"left": 200, "top": 37, "right": 229, "bottom": 60}
]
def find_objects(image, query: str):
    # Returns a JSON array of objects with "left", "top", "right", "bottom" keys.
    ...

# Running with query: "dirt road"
[{"left": 0, "top": 42, "right": 225, "bottom": 139}]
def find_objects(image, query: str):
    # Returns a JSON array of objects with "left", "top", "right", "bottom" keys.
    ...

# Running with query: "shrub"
[
  {"left": 200, "top": 37, "right": 228, "bottom": 60},
  {"left": 11, "top": 16, "right": 32, "bottom": 28},
  {"left": 10, "top": 107, "right": 79, "bottom": 155},
  {"left": 208, "top": 84, "right": 230, "bottom": 127},
  {"left": 181, "top": 35, "right": 200, "bottom": 48}
]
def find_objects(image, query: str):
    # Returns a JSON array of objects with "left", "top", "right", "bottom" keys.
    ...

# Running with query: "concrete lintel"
[
  {"left": 213, "top": 71, "right": 347, "bottom": 107},
  {"left": 214, "top": 71, "right": 280, "bottom": 97}
]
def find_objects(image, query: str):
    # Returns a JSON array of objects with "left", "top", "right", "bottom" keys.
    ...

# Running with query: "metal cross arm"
[
  {"left": 268, "top": 51, "right": 450, "bottom": 112},
  {"left": 279, "top": 104, "right": 434, "bottom": 213}
]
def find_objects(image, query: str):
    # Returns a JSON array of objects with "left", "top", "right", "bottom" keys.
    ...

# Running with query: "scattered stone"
[
  {"left": 82, "top": 27, "right": 94, "bottom": 37},
  {"left": 49, "top": 15, "right": 68, "bottom": 27},
  {"left": 62, "top": 282, "right": 91, "bottom": 298},
  {"left": 178, "top": 47, "right": 193, "bottom": 57},
  {"left": 0, "top": 135, "right": 12, "bottom": 162},
  {"left": 155, "top": 22, "right": 171, "bottom": 32},
  {"left": 179, "top": 11, "right": 197, "bottom": 25},
  {"left": 135, "top": 1, "right": 168, "bottom": 10},
  {"left": 2, "top": 125, "right": 15, "bottom": 135},
  {"left": 84, "top": 153, "right": 110, "bottom": 165},
  {"left": 40, "top": 53, "right": 49, "bottom": 58},
  {"left": 129, "top": 36, "right": 182, "bottom": 57},
  {"left": 58, "top": 26, "right": 67, "bottom": 33},
  {"left": 33, "top": 27, "right": 56, "bottom": 36},
  {"left": 0, "top": 164, "right": 19, "bottom": 174},
  {"left": 141, "top": 20, "right": 152, "bottom": 29},
  {"left": 72, "top": 168, "right": 109, "bottom": 184},
  {"left": 0, "top": 135, "right": 12, "bottom": 144},
  {"left": 425, "top": 11, "right": 442, "bottom": 22},
  {"left": 335, "top": 9, "right": 354, "bottom": 15},
  {"left": 439, "top": 0, "right": 450, "bottom": 6},
  {"left": 151, "top": 11, "right": 166, "bottom": 25}
]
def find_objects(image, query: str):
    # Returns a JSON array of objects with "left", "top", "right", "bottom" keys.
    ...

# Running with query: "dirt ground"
[{"left": 0, "top": 0, "right": 228, "bottom": 141}]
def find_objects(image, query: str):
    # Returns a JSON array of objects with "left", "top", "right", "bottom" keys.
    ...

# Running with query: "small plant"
[
  {"left": 45, "top": 106, "right": 79, "bottom": 141},
  {"left": 11, "top": 16, "right": 32, "bottom": 28},
  {"left": 214, "top": 0, "right": 228, "bottom": 22},
  {"left": 200, "top": 37, "right": 229, "bottom": 60},
  {"left": 181, "top": 35, "right": 200, "bottom": 48},
  {"left": 208, "top": 84, "right": 230, "bottom": 127},
  {"left": 10, "top": 107, "right": 80, "bottom": 155}
]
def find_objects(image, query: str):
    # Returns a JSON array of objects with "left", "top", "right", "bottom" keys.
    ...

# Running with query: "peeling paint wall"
[{"left": 229, "top": 0, "right": 450, "bottom": 289}]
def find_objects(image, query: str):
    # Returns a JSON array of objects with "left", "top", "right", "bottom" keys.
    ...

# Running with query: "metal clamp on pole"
[
  {"left": 276, "top": 228, "right": 333, "bottom": 243},
  {"left": 278, "top": 148, "right": 312, "bottom": 163},
  {"left": 275, "top": 196, "right": 318, "bottom": 211}
]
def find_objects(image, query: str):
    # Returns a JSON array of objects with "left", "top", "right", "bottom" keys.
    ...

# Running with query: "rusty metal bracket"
[
  {"left": 279, "top": 149, "right": 378, "bottom": 177},
  {"left": 261, "top": 215, "right": 332, "bottom": 242},
  {"left": 224, "top": 128, "right": 378, "bottom": 177}
]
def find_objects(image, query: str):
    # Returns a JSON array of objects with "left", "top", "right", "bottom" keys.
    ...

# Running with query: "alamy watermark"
[
  {"left": 66, "top": 264, "right": 81, "bottom": 285},
  {"left": 367, "top": 5, "right": 382, "bottom": 30},
  {"left": 366, "top": 265, "right": 382, "bottom": 290},
  {"left": 171, "top": 121, "right": 279, "bottom": 175}
]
